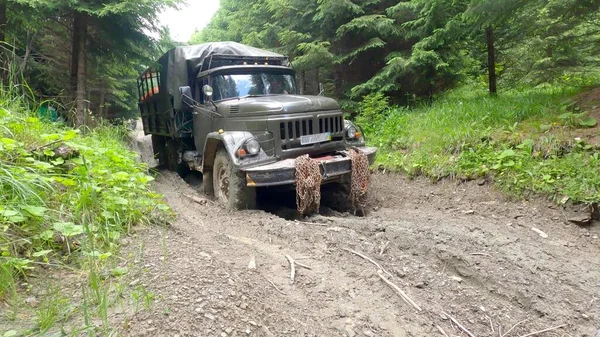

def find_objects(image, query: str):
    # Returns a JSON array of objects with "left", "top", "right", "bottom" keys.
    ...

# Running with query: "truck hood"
[{"left": 217, "top": 95, "right": 340, "bottom": 115}]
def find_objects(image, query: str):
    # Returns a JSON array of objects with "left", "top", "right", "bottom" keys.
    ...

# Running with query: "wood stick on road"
[
  {"left": 378, "top": 270, "right": 422, "bottom": 312},
  {"left": 285, "top": 254, "right": 295, "bottom": 283},
  {"left": 436, "top": 325, "right": 450, "bottom": 337},
  {"left": 343, "top": 248, "right": 393, "bottom": 278},
  {"left": 501, "top": 319, "right": 528, "bottom": 337},
  {"left": 262, "top": 276, "right": 285, "bottom": 295},
  {"left": 183, "top": 194, "right": 211, "bottom": 205},
  {"left": 294, "top": 261, "right": 312, "bottom": 270},
  {"left": 379, "top": 241, "right": 390, "bottom": 255},
  {"left": 518, "top": 324, "right": 566, "bottom": 337},
  {"left": 442, "top": 312, "right": 476, "bottom": 337}
]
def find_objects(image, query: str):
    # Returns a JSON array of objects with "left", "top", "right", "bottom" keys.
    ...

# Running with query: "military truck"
[{"left": 137, "top": 42, "right": 377, "bottom": 210}]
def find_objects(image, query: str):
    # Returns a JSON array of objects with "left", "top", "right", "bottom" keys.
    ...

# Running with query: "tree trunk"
[
  {"left": 71, "top": 12, "right": 83, "bottom": 96},
  {"left": 73, "top": 12, "right": 88, "bottom": 126},
  {"left": 0, "top": 0, "right": 6, "bottom": 43},
  {"left": 0, "top": 0, "right": 7, "bottom": 84},
  {"left": 98, "top": 82, "right": 105, "bottom": 118},
  {"left": 485, "top": 25, "right": 497, "bottom": 96}
]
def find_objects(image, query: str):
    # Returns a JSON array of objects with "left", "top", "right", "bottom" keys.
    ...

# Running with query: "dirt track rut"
[{"left": 113, "top": 156, "right": 600, "bottom": 337}]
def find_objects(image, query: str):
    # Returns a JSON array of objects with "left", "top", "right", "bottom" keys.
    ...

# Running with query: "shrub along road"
[{"left": 115, "top": 132, "right": 600, "bottom": 336}]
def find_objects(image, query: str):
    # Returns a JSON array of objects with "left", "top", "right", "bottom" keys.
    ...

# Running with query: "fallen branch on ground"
[
  {"left": 183, "top": 194, "right": 213, "bottom": 205},
  {"left": 442, "top": 312, "right": 476, "bottom": 337},
  {"left": 470, "top": 252, "right": 491, "bottom": 257},
  {"left": 518, "top": 324, "right": 566, "bottom": 337},
  {"left": 501, "top": 319, "right": 528, "bottom": 337},
  {"left": 293, "top": 220, "right": 328, "bottom": 226},
  {"left": 436, "top": 325, "right": 449, "bottom": 337},
  {"left": 285, "top": 254, "right": 295, "bottom": 283},
  {"left": 378, "top": 270, "right": 422, "bottom": 312},
  {"left": 294, "top": 261, "right": 312, "bottom": 270},
  {"left": 262, "top": 275, "right": 285, "bottom": 295},
  {"left": 379, "top": 241, "right": 390, "bottom": 255},
  {"left": 343, "top": 248, "right": 393, "bottom": 278}
]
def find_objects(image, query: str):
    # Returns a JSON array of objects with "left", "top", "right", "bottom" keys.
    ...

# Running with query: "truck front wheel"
[{"left": 213, "top": 149, "right": 256, "bottom": 210}]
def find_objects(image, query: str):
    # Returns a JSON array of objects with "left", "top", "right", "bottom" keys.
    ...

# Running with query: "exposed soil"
[{"left": 109, "top": 130, "right": 600, "bottom": 337}]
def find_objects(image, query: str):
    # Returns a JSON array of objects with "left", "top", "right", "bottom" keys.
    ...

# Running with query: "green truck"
[{"left": 137, "top": 42, "right": 376, "bottom": 210}]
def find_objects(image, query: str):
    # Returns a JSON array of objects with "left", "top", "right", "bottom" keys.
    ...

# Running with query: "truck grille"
[{"left": 279, "top": 116, "right": 344, "bottom": 149}]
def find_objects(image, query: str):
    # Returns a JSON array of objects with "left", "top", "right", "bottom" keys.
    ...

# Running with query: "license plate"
[{"left": 300, "top": 132, "right": 331, "bottom": 145}]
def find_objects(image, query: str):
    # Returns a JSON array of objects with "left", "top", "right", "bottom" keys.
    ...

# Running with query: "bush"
[
  {"left": 359, "top": 83, "right": 600, "bottom": 203},
  {"left": 0, "top": 86, "right": 170, "bottom": 296}
]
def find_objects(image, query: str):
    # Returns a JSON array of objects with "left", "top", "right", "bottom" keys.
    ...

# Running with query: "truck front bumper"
[{"left": 243, "top": 147, "right": 377, "bottom": 187}]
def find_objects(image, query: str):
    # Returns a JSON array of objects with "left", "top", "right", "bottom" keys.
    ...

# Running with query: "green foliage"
[
  {"left": 0, "top": 85, "right": 171, "bottom": 297},
  {"left": 354, "top": 92, "right": 390, "bottom": 135},
  {"left": 194, "top": 0, "right": 600, "bottom": 102},
  {"left": 360, "top": 82, "right": 600, "bottom": 203}
]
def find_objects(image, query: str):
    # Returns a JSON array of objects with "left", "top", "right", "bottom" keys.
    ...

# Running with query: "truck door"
[{"left": 193, "top": 77, "right": 215, "bottom": 153}]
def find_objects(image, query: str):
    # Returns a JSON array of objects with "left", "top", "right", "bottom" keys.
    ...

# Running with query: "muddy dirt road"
[{"left": 118, "top": 131, "right": 600, "bottom": 337}]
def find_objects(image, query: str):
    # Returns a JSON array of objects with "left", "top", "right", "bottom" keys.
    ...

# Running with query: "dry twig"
[
  {"left": 377, "top": 270, "right": 422, "bottom": 312},
  {"left": 470, "top": 252, "right": 491, "bottom": 257},
  {"left": 262, "top": 275, "right": 285, "bottom": 295},
  {"left": 488, "top": 316, "right": 494, "bottom": 333},
  {"left": 293, "top": 220, "right": 328, "bottom": 226},
  {"left": 518, "top": 324, "right": 566, "bottom": 337},
  {"left": 442, "top": 312, "right": 476, "bottom": 337},
  {"left": 436, "top": 325, "right": 450, "bottom": 337},
  {"left": 285, "top": 254, "right": 295, "bottom": 283},
  {"left": 294, "top": 261, "right": 312, "bottom": 270},
  {"left": 343, "top": 248, "right": 392, "bottom": 278},
  {"left": 501, "top": 319, "right": 528, "bottom": 337},
  {"left": 183, "top": 194, "right": 212, "bottom": 205},
  {"left": 379, "top": 241, "right": 390, "bottom": 255}
]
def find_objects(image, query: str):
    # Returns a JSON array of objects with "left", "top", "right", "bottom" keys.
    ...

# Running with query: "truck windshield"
[{"left": 212, "top": 73, "right": 297, "bottom": 101}]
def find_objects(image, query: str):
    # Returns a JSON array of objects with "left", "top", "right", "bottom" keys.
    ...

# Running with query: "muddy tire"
[
  {"left": 213, "top": 149, "right": 256, "bottom": 210},
  {"left": 151, "top": 135, "right": 167, "bottom": 167},
  {"left": 203, "top": 171, "right": 214, "bottom": 197},
  {"left": 165, "top": 138, "right": 189, "bottom": 176}
]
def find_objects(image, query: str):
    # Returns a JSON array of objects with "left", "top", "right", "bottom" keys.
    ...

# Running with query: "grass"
[
  {"left": 358, "top": 82, "right": 600, "bottom": 203},
  {"left": 0, "top": 81, "right": 172, "bottom": 335}
]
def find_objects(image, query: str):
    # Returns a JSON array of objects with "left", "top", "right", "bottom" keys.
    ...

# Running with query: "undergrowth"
[
  {"left": 0, "top": 83, "right": 171, "bottom": 335},
  {"left": 358, "top": 82, "right": 600, "bottom": 203}
]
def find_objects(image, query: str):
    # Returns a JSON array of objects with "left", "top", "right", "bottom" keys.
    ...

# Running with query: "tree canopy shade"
[
  {"left": 2, "top": 0, "right": 181, "bottom": 125},
  {"left": 192, "top": 0, "right": 600, "bottom": 102}
]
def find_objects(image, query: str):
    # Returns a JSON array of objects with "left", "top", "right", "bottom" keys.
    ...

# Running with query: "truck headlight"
[
  {"left": 346, "top": 125, "right": 358, "bottom": 139},
  {"left": 245, "top": 139, "right": 261, "bottom": 155}
]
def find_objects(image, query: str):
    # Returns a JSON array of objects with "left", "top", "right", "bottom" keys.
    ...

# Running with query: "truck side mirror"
[
  {"left": 318, "top": 83, "right": 324, "bottom": 96},
  {"left": 179, "top": 86, "right": 194, "bottom": 112}
]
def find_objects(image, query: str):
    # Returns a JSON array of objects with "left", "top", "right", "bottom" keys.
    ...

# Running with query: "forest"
[
  {"left": 1, "top": 0, "right": 600, "bottom": 335},
  {"left": 192, "top": 0, "right": 600, "bottom": 104},
  {"left": 0, "top": 0, "right": 180, "bottom": 125}
]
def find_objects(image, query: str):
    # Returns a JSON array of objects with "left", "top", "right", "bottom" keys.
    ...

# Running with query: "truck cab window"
[{"left": 212, "top": 72, "right": 297, "bottom": 101}]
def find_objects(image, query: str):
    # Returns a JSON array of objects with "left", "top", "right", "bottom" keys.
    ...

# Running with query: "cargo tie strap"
[
  {"left": 295, "top": 154, "right": 322, "bottom": 215},
  {"left": 349, "top": 148, "right": 370, "bottom": 211}
]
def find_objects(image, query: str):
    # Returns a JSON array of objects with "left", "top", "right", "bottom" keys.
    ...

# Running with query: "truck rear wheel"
[
  {"left": 151, "top": 135, "right": 167, "bottom": 167},
  {"left": 166, "top": 138, "right": 189, "bottom": 176},
  {"left": 213, "top": 149, "right": 256, "bottom": 210}
]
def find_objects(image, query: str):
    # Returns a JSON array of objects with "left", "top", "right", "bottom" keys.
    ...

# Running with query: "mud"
[{"left": 111, "top": 129, "right": 600, "bottom": 336}]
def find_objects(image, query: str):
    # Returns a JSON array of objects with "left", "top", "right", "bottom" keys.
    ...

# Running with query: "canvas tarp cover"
[{"left": 158, "top": 41, "right": 287, "bottom": 110}]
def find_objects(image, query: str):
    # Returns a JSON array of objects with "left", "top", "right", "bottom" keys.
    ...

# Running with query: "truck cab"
[{"left": 137, "top": 42, "right": 376, "bottom": 210}]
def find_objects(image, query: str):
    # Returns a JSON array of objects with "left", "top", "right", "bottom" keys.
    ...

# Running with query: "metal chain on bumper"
[
  {"left": 349, "top": 148, "right": 370, "bottom": 210},
  {"left": 295, "top": 154, "right": 322, "bottom": 215}
]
